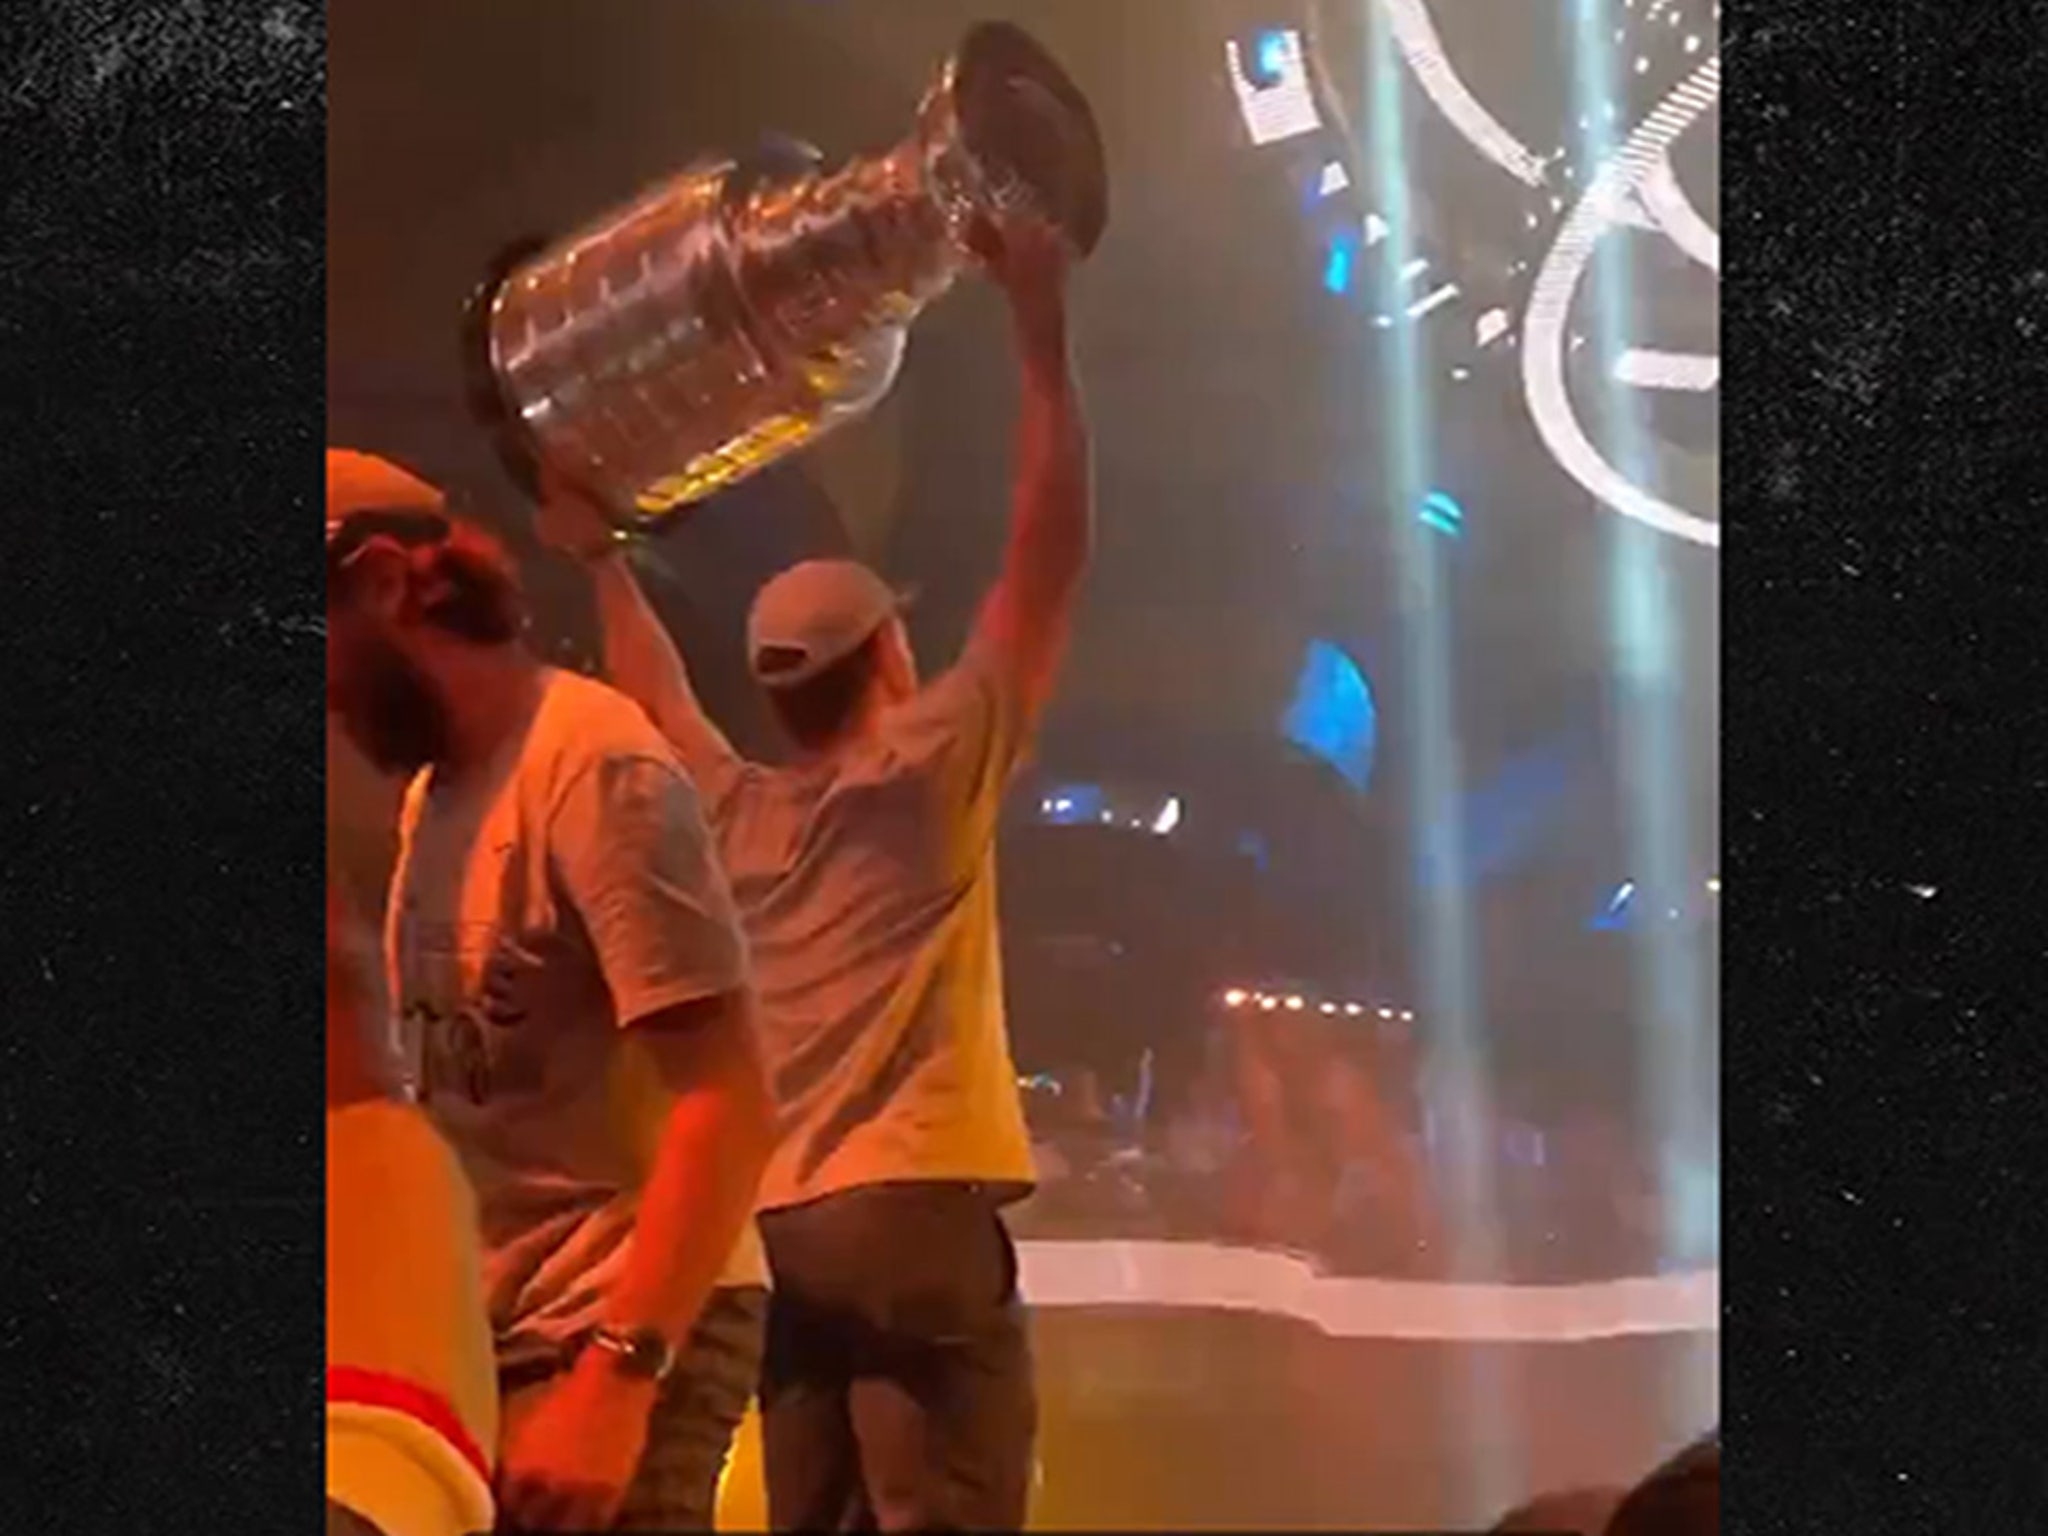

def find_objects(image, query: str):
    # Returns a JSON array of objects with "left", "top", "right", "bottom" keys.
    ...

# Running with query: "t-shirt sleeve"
[
  {"left": 548, "top": 751, "right": 749, "bottom": 1028},
  {"left": 888, "top": 633, "right": 1035, "bottom": 842}
]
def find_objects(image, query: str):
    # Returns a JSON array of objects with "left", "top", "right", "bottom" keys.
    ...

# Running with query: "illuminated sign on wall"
[{"left": 1224, "top": 29, "right": 1322, "bottom": 147}]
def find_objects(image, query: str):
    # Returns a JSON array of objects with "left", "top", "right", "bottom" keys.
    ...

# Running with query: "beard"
[{"left": 334, "top": 631, "right": 449, "bottom": 776}]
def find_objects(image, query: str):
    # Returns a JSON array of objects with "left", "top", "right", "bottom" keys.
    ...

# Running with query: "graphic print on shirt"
[{"left": 404, "top": 918, "right": 553, "bottom": 1109}]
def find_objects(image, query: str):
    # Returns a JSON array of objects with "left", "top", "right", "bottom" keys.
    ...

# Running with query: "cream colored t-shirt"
[
  {"left": 703, "top": 639, "right": 1037, "bottom": 1212},
  {"left": 387, "top": 669, "right": 760, "bottom": 1365}
]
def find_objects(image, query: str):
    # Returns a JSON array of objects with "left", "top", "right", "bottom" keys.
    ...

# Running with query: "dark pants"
[
  {"left": 759, "top": 1183, "right": 1036, "bottom": 1533},
  {"left": 501, "top": 1284, "right": 767, "bottom": 1532}
]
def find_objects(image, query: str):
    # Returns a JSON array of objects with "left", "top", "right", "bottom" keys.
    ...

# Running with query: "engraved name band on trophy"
[{"left": 462, "top": 20, "right": 1107, "bottom": 532}]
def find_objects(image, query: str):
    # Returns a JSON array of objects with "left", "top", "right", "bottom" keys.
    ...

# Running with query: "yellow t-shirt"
[{"left": 705, "top": 640, "right": 1038, "bottom": 1210}]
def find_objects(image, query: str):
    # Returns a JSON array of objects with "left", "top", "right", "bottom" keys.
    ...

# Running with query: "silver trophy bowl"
[{"left": 463, "top": 21, "right": 1106, "bottom": 531}]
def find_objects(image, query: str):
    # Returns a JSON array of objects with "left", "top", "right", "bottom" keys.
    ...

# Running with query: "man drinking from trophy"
[
  {"left": 325, "top": 449, "right": 774, "bottom": 1532},
  {"left": 536, "top": 212, "right": 1090, "bottom": 1531}
]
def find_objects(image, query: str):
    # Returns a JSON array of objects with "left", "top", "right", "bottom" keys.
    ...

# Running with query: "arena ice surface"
[
  {"left": 1016, "top": 1239, "right": 1717, "bottom": 1343},
  {"left": 713, "top": 1239, "right": 1717, "bottom": 1530}
]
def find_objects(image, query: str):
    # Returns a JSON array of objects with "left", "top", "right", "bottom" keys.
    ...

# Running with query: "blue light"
[
  {"left": 1039, "top": 783, "right": 1105, "bottom": 826},
  {"left": 1587, "top": 879, "right": 1637, "bottom": 931},
  {"left": 1416, "top": 735, "right": 1580, "bottom": 889},
  {"left": 1255, "top": 29, "right": 1291, "bottom": 83},
  {"left": 1419, "top": 490, "right": 1466, "bottom": 538},
  {"left": 1323, "top": 235, "right": 1355, "bottom": 295},
  {"left": 1281, "top": 640, "right": 1378, "bottom": 793}
]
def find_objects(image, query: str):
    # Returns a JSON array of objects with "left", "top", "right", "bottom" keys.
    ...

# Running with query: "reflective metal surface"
[{"left": 466, "top": 21, "right": 1106, "bottom": 530}]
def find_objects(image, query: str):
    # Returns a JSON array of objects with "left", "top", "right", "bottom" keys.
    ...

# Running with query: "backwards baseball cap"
[
  {"left": 746, "top": 559, "right": 910, "bottom": 689},
  {"left": 325, "top": 448, "right": 524, "bottom": 642},
  {"left": 326, "top": 448, "right": 456, "bottom": 573},
  {"left": 327, "top": 448, "right": 446, "bottom": 533}
]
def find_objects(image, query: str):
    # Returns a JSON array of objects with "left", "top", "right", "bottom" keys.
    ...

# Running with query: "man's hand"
[
  {"left": 534, "top": 459, "right": 622, "bottom": 563},
  {"left": 497, "top": 1351, "right": 658, "bottom": 1531},
  {"left": 970, "top": 213, "right": 1072, "bottom": 362}
]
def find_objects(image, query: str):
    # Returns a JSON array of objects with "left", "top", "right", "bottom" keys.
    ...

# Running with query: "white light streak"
[
  {"left": 1611, "top": 184, "right": 1662, "bottom": 232},
  {"left": 1640, "top": 151, "right": 1721, "bottom": 271},
  {"left": 1612, "top": 348, "right": 1720, "bottom": 390},
  {"left": 1378, "top": 0, "right": 1548, "bottom": 186},
  {"left": 1406, "top": 282, "right": 1461, "bottom": 319},
  {"left": 1521, "top": 55, "right": 1723, "bottom": 547}
]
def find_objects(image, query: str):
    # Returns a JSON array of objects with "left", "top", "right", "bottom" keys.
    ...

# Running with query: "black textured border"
[
  {"left": 1724, "top": 0, "right": 2048, "bottom": 1530},
  {"left": 0, "top": 2, "right": 326, "bottom": 1531}
]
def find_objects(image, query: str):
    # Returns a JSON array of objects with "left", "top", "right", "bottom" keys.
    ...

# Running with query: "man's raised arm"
[
  {"left": 536, "top": 472, "right": 742, "bottom": 791},
  {"left": 970, "top": 217, "right": 1092, "bottom": 726}
]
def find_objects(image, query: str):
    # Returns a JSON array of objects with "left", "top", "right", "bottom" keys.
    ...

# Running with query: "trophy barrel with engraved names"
[{"left": 462, "top": 20, "right": 1106, "bottom": 532}]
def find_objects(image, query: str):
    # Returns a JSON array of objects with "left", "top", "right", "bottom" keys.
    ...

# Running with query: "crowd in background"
[{"left": 1013, "top": 1007, "right": 1713, "bottom": 1282}]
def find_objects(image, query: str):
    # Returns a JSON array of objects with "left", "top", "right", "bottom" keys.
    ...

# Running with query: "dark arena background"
[{"left": 328, "top": 0, "right": 1719, "bottom": 1526}]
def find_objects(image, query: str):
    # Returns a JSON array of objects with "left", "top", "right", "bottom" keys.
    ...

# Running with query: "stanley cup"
[{"left": 463, "top": 21, "right": 1107, "bottom": 531}]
